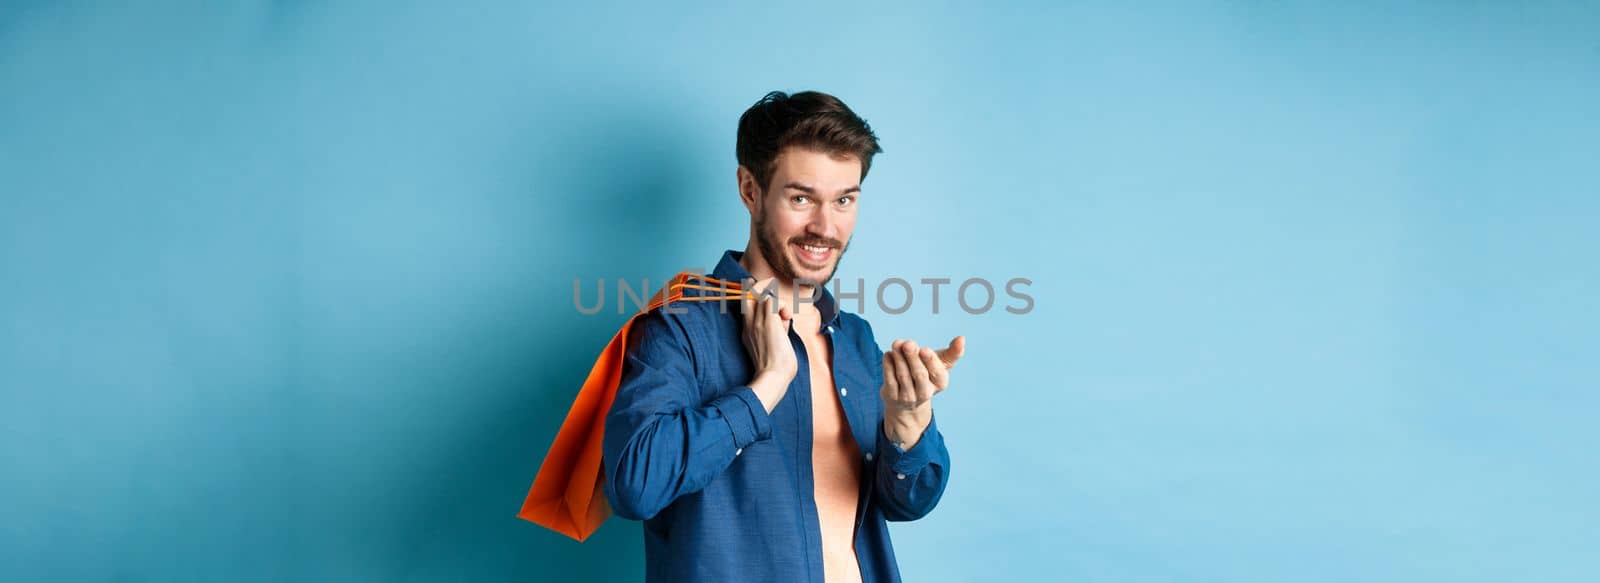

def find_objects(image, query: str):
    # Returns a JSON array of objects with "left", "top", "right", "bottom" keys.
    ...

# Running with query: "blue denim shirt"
[{"left": 601, "top": 250, "right": 951, "bottom": 582}]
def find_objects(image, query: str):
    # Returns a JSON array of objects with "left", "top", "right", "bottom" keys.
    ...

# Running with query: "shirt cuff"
[
  {"left": 711, "top": 387, "right": 773, "bottom": 449},
  {"left": 878, "top": 413, "right": 943, "bottom": 474}
]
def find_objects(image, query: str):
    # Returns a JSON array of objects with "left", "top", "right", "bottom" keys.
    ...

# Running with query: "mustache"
[{"left": 790, "top": 237, "right": 841, "bottom": 249}]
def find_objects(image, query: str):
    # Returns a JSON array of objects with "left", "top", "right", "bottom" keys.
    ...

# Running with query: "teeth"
[{"left": 801, "top": 244, "right": 828, "bottom": 254}]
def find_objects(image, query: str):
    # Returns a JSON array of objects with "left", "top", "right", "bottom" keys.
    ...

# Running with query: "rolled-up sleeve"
[{"left": 601, "top": 311, "right": 773, "bottom": 521}]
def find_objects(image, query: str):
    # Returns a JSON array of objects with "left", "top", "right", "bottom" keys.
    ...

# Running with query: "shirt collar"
[{"left": 711, "top": 249, "right": 841, "bottom": 330}]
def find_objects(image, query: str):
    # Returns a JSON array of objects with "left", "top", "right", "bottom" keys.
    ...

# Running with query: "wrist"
[
  {"left": 884, "top": 405, "right": 932, "bottom": 446},
  {"left": 749, "top": 372, "right": 788, "bottom": 412}
]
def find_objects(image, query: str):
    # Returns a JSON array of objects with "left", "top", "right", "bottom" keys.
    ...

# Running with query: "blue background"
[{"left": 3, "top": 2, "right": 1597, "bottom": 581}]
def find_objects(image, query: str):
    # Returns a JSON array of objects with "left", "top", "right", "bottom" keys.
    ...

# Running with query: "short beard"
[{"left": 753, "top": 202, "right": 848, "bottom": 287}]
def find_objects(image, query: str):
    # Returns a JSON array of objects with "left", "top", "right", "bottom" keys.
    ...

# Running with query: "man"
[{"left": 601, "top": 90, "right": 965, "bottom": 582}]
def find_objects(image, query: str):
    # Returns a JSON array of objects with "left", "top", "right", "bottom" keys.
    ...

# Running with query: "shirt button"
[
  {"left": 896, "top": 473, "right": 906, "bottom": 480},
  {"left": 840, "top": 387, "right": 848, "bottom": 397},
  {"left": 735, "top": 448, "right": 742, "bottom": 456},
  {"left": 865, "top": 452, "right": 873, "bottom": 461}
]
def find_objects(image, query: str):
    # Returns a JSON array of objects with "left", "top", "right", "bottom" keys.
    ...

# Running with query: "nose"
[{"left": 805, "top": 206, "right": 837, "bottom": 242}]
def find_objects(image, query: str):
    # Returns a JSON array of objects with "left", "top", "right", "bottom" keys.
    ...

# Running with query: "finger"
[
  {"left": 764, "top": 296, "right": 786, "bottom": 335},
  {"left": 740, "top": 278, "right": 755, "bottom": 325},
  {"left": 901, "top": 341, "right": 932, "bottom": 399},
  {"left": 920, "top": 347, "right": 949, "bottom": 390},
  {"left": 891, "top": 350, "right": 915, "bottom": 406},
  {"left": 937, "top": 335, "right": 966, "bottom": 370},
  {"left": 889, "top": 349, "right": 915, "bottom": 408},
  {"left": 759, "top": 294, "right": 779, "bottom": 331},
  {"left": 761, "top": 285, "right": 780, "bottom": 329},
  {"left": 881, "top": 352, "right": 898, "bottom": 399},
  {"left": 750, "top": 277, "right": 769, "bottom": 313},
  {"left": 759, "top": 277, "right": 779, "bottom": 313}
]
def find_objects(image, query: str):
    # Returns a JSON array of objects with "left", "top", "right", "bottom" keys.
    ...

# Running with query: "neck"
[{"left": 740, "top": 242, "right": 818, "bottom": 318}]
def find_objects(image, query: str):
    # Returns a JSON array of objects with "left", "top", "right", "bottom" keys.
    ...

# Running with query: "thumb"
[{"left": 937, "top": 335, "right": 966, "bottom": 369}]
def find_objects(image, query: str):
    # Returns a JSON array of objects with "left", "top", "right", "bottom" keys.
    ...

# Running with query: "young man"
[{"left": 601, "top": 90, "right": 965, "bottom": 582}]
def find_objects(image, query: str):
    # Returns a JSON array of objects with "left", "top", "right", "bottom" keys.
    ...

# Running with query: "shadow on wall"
[{"left": 380, "top": 102, "right": 701, "bottom": 580}]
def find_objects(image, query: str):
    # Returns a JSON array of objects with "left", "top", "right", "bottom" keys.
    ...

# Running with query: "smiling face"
[{"left": 739, "top": 146, "right": 862, "bottom": 286}]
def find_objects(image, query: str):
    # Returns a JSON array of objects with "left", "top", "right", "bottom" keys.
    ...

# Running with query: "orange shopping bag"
[{"left": 517, "top": 272, "right": 752, "bottom": 541}]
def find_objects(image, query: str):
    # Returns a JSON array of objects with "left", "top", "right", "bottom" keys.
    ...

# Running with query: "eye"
[
  {"left": 790, "top": 195, "right": 811, "bottom": 206},
  {"left": 836, "top": 196, "right": 855, "bottom": 208}
]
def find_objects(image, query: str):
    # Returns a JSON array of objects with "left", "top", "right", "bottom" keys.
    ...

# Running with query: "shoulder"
[{"left": 626, "top": 296, "right": 734, "bottom": 359}]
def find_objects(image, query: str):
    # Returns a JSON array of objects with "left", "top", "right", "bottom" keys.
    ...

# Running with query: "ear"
[{"left": 736, "top": 166, "right": 761, "bottom": 214}]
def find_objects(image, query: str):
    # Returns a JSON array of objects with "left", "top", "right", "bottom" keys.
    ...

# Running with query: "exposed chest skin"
[{"left": 795, "top": 311, "right": 864, "bottom": 583}]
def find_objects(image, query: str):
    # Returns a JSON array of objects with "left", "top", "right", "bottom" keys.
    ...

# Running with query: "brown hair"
[{"left": 736, "top": 90, "right": 883, "bottom": 192}]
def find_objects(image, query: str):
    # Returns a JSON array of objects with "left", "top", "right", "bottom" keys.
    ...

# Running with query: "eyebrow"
[{"left": 782, "top": 182, "right": 861, "bottom": 196}]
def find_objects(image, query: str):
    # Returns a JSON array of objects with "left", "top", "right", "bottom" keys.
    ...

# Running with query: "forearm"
[{"left": 603, "top": 387, "right": 771, "bottom": 520}]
